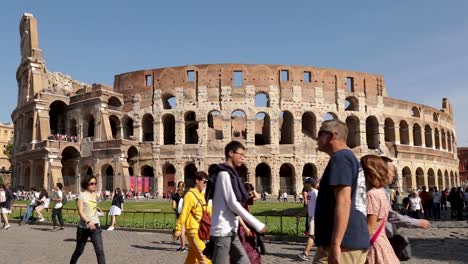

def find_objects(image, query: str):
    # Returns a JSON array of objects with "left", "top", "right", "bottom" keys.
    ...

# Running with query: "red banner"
[
  {"left": 137, "top": 177, "right": 143, "bottom": 193},
  {"left": 130, "top": 176, "right": 136, "bottom": 191},
  {"left": 144, "top": 177, "right": 150, "bottom": 193}
]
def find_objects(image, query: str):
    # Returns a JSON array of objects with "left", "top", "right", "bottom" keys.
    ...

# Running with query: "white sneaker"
[
  {"left": 38, "top": 218, "right": 45, "bottom": 222},
  {"left": 4, "top": 224, "right": 10, "bottom": 230},
  {"left": 107, "top": 226, "right": 114, "bottom": 231}
]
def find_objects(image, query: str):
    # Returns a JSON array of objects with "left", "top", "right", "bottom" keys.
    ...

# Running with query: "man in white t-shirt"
[
  {"left": 296, "top": 177, "right": 318, "bottom": 261},
  {"left": 51, "top": 183, "right": 65, "bottom": 231}
]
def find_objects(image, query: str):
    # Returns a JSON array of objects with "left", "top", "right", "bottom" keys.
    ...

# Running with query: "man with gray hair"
[{"left": 313, "top": 120, "right": 369, "bottom": 264}]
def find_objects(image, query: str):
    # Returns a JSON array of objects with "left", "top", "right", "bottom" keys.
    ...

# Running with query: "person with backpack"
[
  {"left": 206, "top": 141, "right": 267, "bottom": 264},
  {"left": 173, "top": 172, "right": 211, "bottom": 264},
  {"left": 51, "top": 183, "right": 65, "bottom": 231}
]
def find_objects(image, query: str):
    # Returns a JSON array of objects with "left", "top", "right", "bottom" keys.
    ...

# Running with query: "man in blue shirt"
[{"left": 313, "top": 120, "right": 369, "bottom": 264}]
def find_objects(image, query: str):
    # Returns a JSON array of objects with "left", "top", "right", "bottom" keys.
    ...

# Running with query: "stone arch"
[
  {"left": 345, "top": 96, "right": 359, "bottom": 111},
  {"left": 141, "top": 165, "right": 155, "bottom": 193},
  {"left": 184, "top": 163, "right": 198, "bottom": 188},
  {"left": 101, "top": 164, "right": 114, "bottom": 192},
  {"left": 279, "top": 163, "right": 295, "bottom": 194},
  {"left": 416, "top": 167, "right": 424, "bottom": 188},
  {"left": 162, "top": 114, "right": 175, "bottom": 145},
  {"left": 434, "top": 128, "right": 440, "bottom": 149},
  {"left": 399, "top": 120, "right": 409, "bottom": 145},
  {"left": 255, "top": 163, "right": 271, "bottom": 193},
  {"left": 413, "top": 123, "right": 422, "bottom": 147},
  {"left": 163, "top": 163, "right": 176, "bottom": 194},
  {"left": 109, "top": 115, "right": 121, "bottom": 139},
  {"left": 302, "top": 163, "right": 317, "bottom": 182},
  {"left": 184, "top": 111, "right": 199, "bottom": 144},
  {"left": 428, "top": 168, "right": 435, "bottom": 187},
  {"left": 127, "top": 146, "right": 139, "bottom": 175},
  {"left": 142, "top": 114, "right": 154, "bottom": 141},
  {"left": 108, "top": 96, "right": 122, "bottom": 108},
  {"left": 255, "top": 92, "right": 270, "bottom": 107},
  {"left": 84, "top": 114, "right": 95, "bottom": 138},
  {"left": 441, "top": 129, "right": 447, "bottom": 149},
  {"left": 231, "top": 110, "right": 247, "bottom": 140},
  {"left": 450, "top": 171, "right": 455, "bottom": 187},
  {"left": 433, "top": 113, "right": 439, "bottom": 122},
  {"left": 207, "top": 110, "right": 223, "bottom": 140},
  {"left": 162, "top": 93, "right": 176, "bottom": 109},
  {"left": 384, "top": 118, "right": 395, "bottom": 142},
  {"left": 447, "top": 131, "right": 452, "bottom": 152},
  {"left": 122, "top": 116, "right": 134, "bottom": 140},
  {"left": 444, "top": 170, "right": 449, "bottom": 188},
  {"left": 346, "top": 115, "right": 360, "bottom": 148},
  {"left": 401, "top": 167, "right": 412, "bottom": 192},
  {"left": 236, "top": 164, "right": 248, "bottom": 183},
  {"left": 61, "top": 146, "right": 80, "bottom": 192},
  {"left": 49, "top": 100, "right": 67, "bottom": 135},
  {"left": 366, "top": 116, "right": 379, "bottom": 149},
  {"left": 411, "top": 106, "right": 420, "bottom": 117},
  {"left": 279, "top": 111, "right": 294, "bottom": 144},
  {"left": 437, "top": 169, "right": 443, "bottom": 189},
  {"left": 255, "top": 112, "right": 270, "bottom": 145},
  {"left": 302, "top": 112, "right": 316, "bottom": 139},
  {"left": 424, "top": 125, "right": 433, "bottom": 148}
]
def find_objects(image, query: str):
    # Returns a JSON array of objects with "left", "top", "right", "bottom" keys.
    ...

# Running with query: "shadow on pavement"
[
  {"left": 31, "top": 227, "right": 53, "bottom": 232},
  {"left": 409, "top": 237, "right": 468, "bottom": 262},
  {"left": 131, "top": 244, "right": 174, "bottom": 251}
]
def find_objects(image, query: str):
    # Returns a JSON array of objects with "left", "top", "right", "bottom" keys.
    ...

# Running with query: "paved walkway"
[{"left": 0, "top": 218, "right": 467, "bottom": 263}]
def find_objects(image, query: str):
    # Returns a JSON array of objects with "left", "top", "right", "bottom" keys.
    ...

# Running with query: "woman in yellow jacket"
[{"left": 173, "top": 171, "right": 212, "bottom": 264}]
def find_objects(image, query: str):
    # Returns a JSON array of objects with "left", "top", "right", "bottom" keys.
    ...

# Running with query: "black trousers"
[
  {"left": 70, "top": 226, "right": 106, "bottom": 264},
  {"left": 52, "top": 208, "right": 64, "bottom": 227}
]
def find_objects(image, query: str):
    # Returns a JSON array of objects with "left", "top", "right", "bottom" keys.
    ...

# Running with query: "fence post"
[
  {"left": 143, "top": 212, "right": 146, "bottom": 228},
  {"left": 280, "top": 214, "right": 283, "bottom": 234}
]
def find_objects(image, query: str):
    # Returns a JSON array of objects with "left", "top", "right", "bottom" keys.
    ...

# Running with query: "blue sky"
[{"left": 1, "top": 1, "right": 467, "bottom": 145}]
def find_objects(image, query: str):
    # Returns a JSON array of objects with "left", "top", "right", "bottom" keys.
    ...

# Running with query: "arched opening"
[
  {"left": 366, "top": 116, "right": 379, "bottom": 149},
  {"left": 255, "top": 163, "right": 271, "bottom": 193},
  {"left": 184, "top": 164, "right": 198, "bottom": 188},
  {"left": 184, "top": 111, "right": 199, "bottom": 144},
  {"left": 401, "top": 167, "right": 412, "bottom": 192},
  {"left": 102, "top": 165, "right": 114, "bottom": 192},
  {"left": 424, "top": 125, "right": 432, "bottom": 148},
  {"left": 450, "top": 171, "right": 454, "bottom": 187},
  {"left": 280, "top": 163, "right": 295, "bottom": 194},
  {"left": 255, "top": 112, "right": 270, "bottom": 145},
  {"left": 24, "top": 118, "right": 34, "bottom": 143},
  {"left": 411, "top": 107, "right": 420, "bottom": 117},
  {"left": 142, "top": 114, "right": 154, "bottom": 141},
  {"left": 433, "top": 113, "right": 438, "bottom": 122},
  {"left": 444, "top": 170, "right": 449, "bottom": 188},
  {"left": 141, "top": 165, "right": 155, "bottom": 193},
  {"left": 302, "top": 163, "right": 317, "bottom": 183},
  {"left": 302, "top": 112, "right": 316, "bottom": 139},
  {"left": 279, "top": 111, "right": 294, "bottom": 144},
  {"left": 236, "top": 164, "right": 248, "bottom": 183},
  {"left": 162, "top": 93, "right": 177, "bottom": 109},
  {"left": 123, "top": 116, "right": 134, "bottom": 140},
  {"left": 61, "top": 146, "right": 80, "bottom": 193},
  {"left": 413, "top": 123, "right": 422, "bottom": 147},
  {"left": 231, "top": 110, "right": 247, "bottom": 140},
  {"left": 384, "top": 118, "right": 395, "bottom": 142},
  {"left": 163, "top": 163, "right": 176, "bottom": 194},
  {"left": 346, "top": 116, "right": 360, "bottom": 148},
  {"left": 437, "top": 169, "right": 443, "bottom": 189},
  {"left": 108, "top": 96, "right": 122, "bottom": 108},
  {"left": 207, "top": 110, "right": 223, "bottom": 140},
  {"left": 428, "top": 168, "right": 435, "bottom": 187},
  {"left": 84, "top": 114, "right": 95, "bottom": 138},
  {"left": 441, "top": 129, "right": 447, "bottom": 149},
  {"left": 49, "top": 101, "right": 67, "bottom": 135},
  {"left": 345, "top": 96, "right": 359, "bottom": 111},
  {"left": 447, "top": 132, "right": 452, "bottom": 152},
  {"left": 109, "top": 115, "right": 121, "bottom": 139},
  {"left": 162, "top": 114, "right": 175, "bottom": 145},
  {"left": 434, "top": 128, "right": 440, "bottom": 149},
  {"left": 81, "top": 166, "right": 93, "bottom": 177},
  {"left": 399, "top": 120, "right": 409, "bottom": 145},
  {"left": 416, "top": 168, "right": 424, "bottom": 188},
  {"left": 255, "top": 92, "right": 270, "bottom": 107},
  {"left": 323, "top": 112, "right": 338, "bottom": 121},
  {"left": 127, "top": 146, "right": 138, "bottom": 176}
]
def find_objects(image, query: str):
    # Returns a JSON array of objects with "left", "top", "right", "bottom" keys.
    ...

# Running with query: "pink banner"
[
  {"left": 144, "top": 177, "right": 150, "bottom": 193},
  {"left": 137, "top": 177, "right": 143, "bottom": 193},
  {"left": 130, "top": 176, "right": 136, "bottom": 191}
]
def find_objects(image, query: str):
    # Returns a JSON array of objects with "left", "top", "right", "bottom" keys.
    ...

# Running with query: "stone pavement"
[{"left": 0, "top": 219, "right": 467, "bottom": 263}]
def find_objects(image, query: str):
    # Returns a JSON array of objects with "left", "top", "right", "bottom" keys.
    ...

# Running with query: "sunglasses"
[{"left": 89, "top": 182, "right": 97, "bottom": 186}]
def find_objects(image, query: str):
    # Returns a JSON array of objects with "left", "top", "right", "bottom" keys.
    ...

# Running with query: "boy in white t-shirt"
[
  {"left": 296, "top": 177, "right": 318, "bottom": 261},
  {"left": 51, "top": 183, "right": 65, "bottom": 231}
]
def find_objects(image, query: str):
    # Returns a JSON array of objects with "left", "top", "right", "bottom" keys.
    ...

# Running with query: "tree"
[{"left": 3, "top": 142, "right": 13, "bottom": 160}]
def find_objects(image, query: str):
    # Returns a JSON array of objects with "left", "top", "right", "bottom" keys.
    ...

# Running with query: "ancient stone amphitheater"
[{"left": 12, "top": 13, "right": 460, "bottom": 195}]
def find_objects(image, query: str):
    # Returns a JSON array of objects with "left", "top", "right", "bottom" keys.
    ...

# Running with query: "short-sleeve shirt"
[
  {"left": 54, "top": 190, "right": 63, "bottom": 209},
  {"left": 111, "top": 194, "right": 124, "bottom": 209},
  {"left": 307, "top": 188, "right": 318, "bottom": 218},
  {"left": 314, "top": 149, "right": 370, "bottom": 249},
  {"left": 78, "top": 192, "right": 100, "bottom": 228}
]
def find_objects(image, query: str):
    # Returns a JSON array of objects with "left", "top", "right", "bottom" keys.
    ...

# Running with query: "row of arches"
[{"left": 400, "top": 167, "right": 459, "bottom": 191}]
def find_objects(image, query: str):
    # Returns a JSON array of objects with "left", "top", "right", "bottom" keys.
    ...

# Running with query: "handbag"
[
  {"left": 189, "top": 191, "right": 211, "bottom": 241},
  {"left": 389, "top": 225, "right": 412, "bottom": 261}
]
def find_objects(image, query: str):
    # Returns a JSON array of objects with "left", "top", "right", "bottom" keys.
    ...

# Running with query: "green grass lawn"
[{"left": 11, "top": 200, "right": 307, "bottom": 236}]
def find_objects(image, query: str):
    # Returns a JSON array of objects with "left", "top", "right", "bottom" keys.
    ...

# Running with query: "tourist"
[
  {"left": 237, "top": 182, "right": 262, "bottom": 263},
  {"left": 296, "top": 177, "right": 318, "bottom": 261},
  {"left": 432, "top": 186, "right": 442, "bottom": 220},
  {"left": 454, "top": 187, "right": 464, "bottom": 220},
  {"left": 419, "top": 186, "right": 430, "bottom": 219},
  {"left": 448, "top": 187, "right": 457, "bottom": 218},
  {"left": 19, "top": 187, "right": 39, "bottom": 225},
  {"left": 206, "top": 141, "right": 266, "bottom": 264},
  {"left": 361, "top": 155, "right": 399, "bottom": 264},
  {"left": 406, "top": 191, "right": 423, "bottom": 219},
  {"left": 173, "top": 172, "right": 211, "bottom": 264},
  {"left": 172, "top": 181, "right": 187, "bottom": 252},
  {"left": 282, "top": 191, "right": 288, "bottom": 203},
  {"left": 107, "top": 188, "right": 124, "bottom": 231},
  {"left": 51, "top": 183, "right": 65, "bottom": 231},
  {"left": 441, "top": 188, "right": 448, "bottom": 211},
  {"left": 35, "top": 189, "right": 49, "bottom": 222},
  {"left": 1, "top": 183, "right": 14, "bottom": 230},
  {"left": 313, "top": 120, "right": 369, "bottom": 264},
  {"left": 70, "top": 175, "right": 106, "bottom": 264}
]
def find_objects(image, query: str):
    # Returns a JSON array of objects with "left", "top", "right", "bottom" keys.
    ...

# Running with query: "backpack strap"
[{"left": 188, "top": 191, "right": 206, "bottom": 221}]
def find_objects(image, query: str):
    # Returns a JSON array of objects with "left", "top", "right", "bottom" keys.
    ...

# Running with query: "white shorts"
[
  {"left": 308, "top": 217, "right": 315, "bottom": 237},
  {"left": 109, "top": 205, "right": 122, "bottom": 216},
  {"left": 1, "top": 208, "right": 11, "bottom": 214}
]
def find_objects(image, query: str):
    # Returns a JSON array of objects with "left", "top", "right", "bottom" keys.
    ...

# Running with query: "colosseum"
[{"left": 11, "top": 13, "right": 460, "bottom": 195}]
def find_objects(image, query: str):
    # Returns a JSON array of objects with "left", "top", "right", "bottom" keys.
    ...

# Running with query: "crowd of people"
[{"left": 47, "top": 134, "right": 79, "bottom": 142}]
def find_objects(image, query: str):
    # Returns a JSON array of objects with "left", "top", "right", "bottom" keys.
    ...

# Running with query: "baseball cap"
[{"left": 303, "top": 177, "right": 316, "bottom": 185}]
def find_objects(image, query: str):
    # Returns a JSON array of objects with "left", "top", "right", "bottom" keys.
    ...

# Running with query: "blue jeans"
[
  {"left": 70, "top": 226, "right": 106, "bottom": 264},
  {"left": 21, "top": 205, "right": 36, "bottom": 223},
  {"left": 432, "top": 203, "right": 441, "bottom": 219}
]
